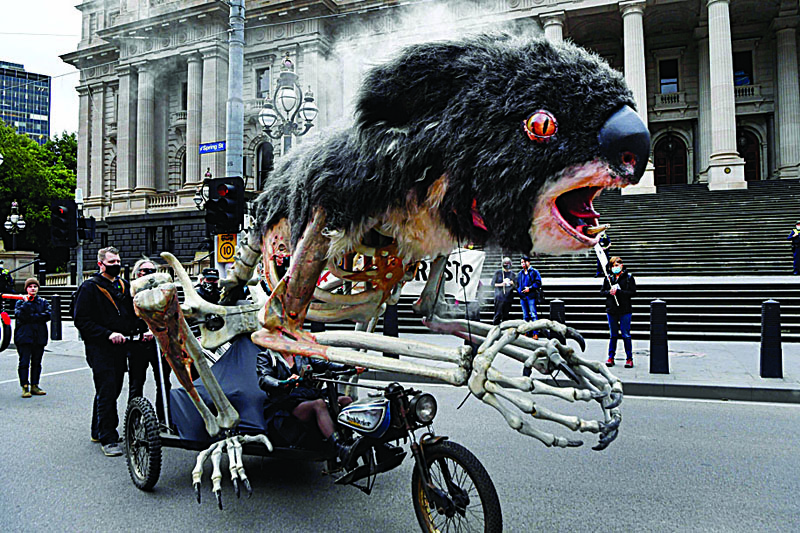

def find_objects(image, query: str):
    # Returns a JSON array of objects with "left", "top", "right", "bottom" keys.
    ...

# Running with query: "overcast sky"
[{"left": 1, "top": 1, "right": 82, "bottom": 136}]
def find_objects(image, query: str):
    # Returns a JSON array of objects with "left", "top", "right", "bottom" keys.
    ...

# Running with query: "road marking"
[{"left": 0, "top": 365, "right": 89, "bottom": 385}]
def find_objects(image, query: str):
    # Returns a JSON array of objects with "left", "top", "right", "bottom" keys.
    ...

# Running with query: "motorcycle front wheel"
[{"left": 411, "top": 440, "right": 502, "bottom": 533}]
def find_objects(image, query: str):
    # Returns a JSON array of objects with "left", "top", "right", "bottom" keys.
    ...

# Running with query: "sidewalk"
[{"left": 35, "top": 323, "right": 800, "bottom": 404}]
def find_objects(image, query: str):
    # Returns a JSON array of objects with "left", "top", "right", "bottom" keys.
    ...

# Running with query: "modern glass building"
[{"left": 0, "top": 61, "right": 51, "bottom": 145}]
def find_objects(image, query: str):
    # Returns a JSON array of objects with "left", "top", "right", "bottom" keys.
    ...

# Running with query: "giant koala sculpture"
[{"left": 133, "top": 33, "right": 649, "bottom": 502}]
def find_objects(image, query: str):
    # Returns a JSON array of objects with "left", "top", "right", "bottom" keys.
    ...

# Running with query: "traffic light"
[
  {"left": 50, "top": 200, "right": 78, "bottom": 248},
  {"left": 205, "top": 177, "right": 245, "bottom": 235},
  {"left": 78, "top": 215, "right": 96, "bottom": 241}
]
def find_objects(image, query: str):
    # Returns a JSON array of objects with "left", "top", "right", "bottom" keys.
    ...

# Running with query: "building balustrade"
[
  {"left": 146, "top": 193, "right": 178, "bottom": 210},
  {"left": 106, "top": 120, "right": 117, "bottom": 139},
  {"left": 654, "top": 91, "right": 687, "bottom": 108},
  {"left": 170, "top": 110, "right": 187, "bottom": 127},
  {"left": 734, "top": 84, "right": 762, "bottom": 101}
]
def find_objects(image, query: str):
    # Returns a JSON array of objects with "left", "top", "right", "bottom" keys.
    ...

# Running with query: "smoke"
[{"left": 317, "top": 0, "right": 543, "bottom": 125}]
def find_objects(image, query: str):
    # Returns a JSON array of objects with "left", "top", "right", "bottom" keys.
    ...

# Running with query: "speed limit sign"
[{"left": 217, "top": 234, "right": 237, "bottom": 263}]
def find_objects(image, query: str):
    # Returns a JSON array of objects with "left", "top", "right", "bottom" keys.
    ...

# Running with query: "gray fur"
[{"left": 255, "top": 33, "right": 634, "bottom": 253}]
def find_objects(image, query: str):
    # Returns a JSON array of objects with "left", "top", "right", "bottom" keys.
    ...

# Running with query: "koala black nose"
[{"left": 598, "top": 105, "right": 651, "bottom": 183}]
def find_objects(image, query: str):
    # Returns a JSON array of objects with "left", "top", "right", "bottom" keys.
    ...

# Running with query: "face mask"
[
  {"left": 103, "top": 263, "right": 121, "bottom": 277},
  {"left": 611, "top": 266, "right": 622, "bottom": 275},
  {"left": 202, "top": 282, "right": 220, "bottom": 294},
  {"left": 503, "top": 264, "right": 511, "bottom": 270}
]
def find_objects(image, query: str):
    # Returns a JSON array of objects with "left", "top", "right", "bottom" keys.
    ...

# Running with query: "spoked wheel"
[
  {"left": 412, "top": 440, "right": 502, "bottom": 533},
  {"left": 124, "top": 396, "right": 162, "bottom": 491}
]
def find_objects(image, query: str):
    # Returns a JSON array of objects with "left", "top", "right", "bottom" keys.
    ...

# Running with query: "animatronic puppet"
[{"left": 133, "top": 34, "right": 650, "bottom": 494}]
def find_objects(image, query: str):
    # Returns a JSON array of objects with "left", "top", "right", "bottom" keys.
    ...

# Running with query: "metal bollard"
[
  {"left": 309, "top": 321, "right": 325, "bottom": 333},
  {"left": 69, "top": 262, "right": 77, "bottom": 285},
  {"left": 760, "top": 299, "right": 782, "bottom": 378},
  {"left": 549, "top": 299, "right": 566, "bottom": 324},
  {"left": 50, "top": 294, "right": 62, "bottom": 341},
  {"left": 650, "top": 299, "right": 669, "bottom": 374},
  {"left": 548, "top": 299, "right": 566, "bottom": 341},
  {"left": 38, "top": 267, "right": 47, "bottom": 286},
  {"left": 382, "top": 303, "right": 399, "bottom": 359}
]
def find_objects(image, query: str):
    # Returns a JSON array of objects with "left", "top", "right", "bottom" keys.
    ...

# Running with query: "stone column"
[
  {"left": 184, "top": 52, "right": 203, "bottom": 187},
  {"left": 695, "top": 26, "right": 712, "bottom": 181},
  {"left": 89, "top": 83, "right": 105, "bottom": 200},
  {"left": 76, "top": 86, "right": 90, "bottom": 199},
  {"left": 774, "top": 17, "right": 800, "bottom": 178},
  {"left": 201, "top": 45, "right": 228, "bottom": 180},
  {"left": 541, "top": 12, "right": 565, "bottom": 42},
  {"left": 620, "top": 0, "right": 656, "bottom": 195},
  {"left": 116, "top": 65, "right": 137, "bottom": 194},
  {"left": 135, "top": 61, "right": 155, "bottom": 193},
  {"left": 706, "top": 0, "right": 746, "bottom": 189}
]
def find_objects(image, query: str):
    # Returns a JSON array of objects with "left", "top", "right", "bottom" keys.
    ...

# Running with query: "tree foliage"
[{"left": 0, "top": 122, "right": 76, "bottom": 267}]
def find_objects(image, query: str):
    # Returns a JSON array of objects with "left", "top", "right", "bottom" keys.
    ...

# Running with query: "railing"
[
  {"left": 654, "top": 91, "right": 686, "bottom": 107},
  {"left": 734, "top": 84, "right": 762, "bottom": 100},
  {"left": 106, "top": 121, "right": 117, "bottom": 138},
  {"left": 170, "top": 111, "right": 187, "bottom": 125},
  {"left": 146, "top": 193, "right": 178, "bottom": 210},
  {"left": 45, "top": 258, "right": 211, "bottom": 286}
]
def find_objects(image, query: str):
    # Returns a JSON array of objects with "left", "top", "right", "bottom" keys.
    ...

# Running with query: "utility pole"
[
  {"left": 75, "top": 188, "right": 84, "bottom": 286},
  {"left": 222, "top": 0, "right": 245, "bottom": 276}
]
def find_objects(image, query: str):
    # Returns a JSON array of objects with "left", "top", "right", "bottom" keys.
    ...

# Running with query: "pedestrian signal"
[{"left": 50, "top": 200, "right": 78, "bottom": 248}]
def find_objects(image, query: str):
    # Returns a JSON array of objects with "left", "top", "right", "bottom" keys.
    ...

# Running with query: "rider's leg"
[{"left": 292, "top": 399, "right": 335, "bottom": 438}]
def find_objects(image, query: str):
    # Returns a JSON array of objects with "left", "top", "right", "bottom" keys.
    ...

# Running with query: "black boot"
[{"left": 329, "top": 432, "right": 353, "bottom": 464}]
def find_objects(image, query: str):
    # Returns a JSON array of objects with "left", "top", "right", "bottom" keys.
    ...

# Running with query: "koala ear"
[{"left": 355, "top": 39, "right": 486, "bottom": 132}]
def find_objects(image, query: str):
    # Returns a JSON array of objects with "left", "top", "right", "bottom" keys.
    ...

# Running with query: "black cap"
[{"left": 202, "top": 268, "right": 220, "bottom": 280}]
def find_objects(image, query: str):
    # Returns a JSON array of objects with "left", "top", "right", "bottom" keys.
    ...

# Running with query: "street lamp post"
[
  {"left": 4, "top": 200, "right": 26, "bottom": 251},
  {"left": 258, "top": 53, "right": 318, "bottom": 154}
]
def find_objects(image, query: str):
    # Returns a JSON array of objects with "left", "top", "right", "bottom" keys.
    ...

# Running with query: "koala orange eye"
[{"left": 523, "top": 110, "right": 557, "bottom": 142}]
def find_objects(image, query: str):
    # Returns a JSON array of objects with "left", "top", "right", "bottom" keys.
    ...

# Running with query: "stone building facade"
[{"left": 62, "top": 0, "right": 800, "bottom": 268}]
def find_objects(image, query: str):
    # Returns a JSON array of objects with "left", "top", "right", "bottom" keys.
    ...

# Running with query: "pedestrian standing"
[
  {"left": 195, "top": 268, "right": 221, "bottom": 304},
  {"left": 128, "top": 258, "right": 172, "bottom": 423},
  {"left": 602, "top": 256, "right": 637, "bottom": 368},
  {"left": 788, "top": 221, "right": 800, "bottom": 275},
  {"left": 492, "top": 257, "right": 517, "bottom": 325},
  {"left": 14, "top": 278, "right": 51, "bottom": 398},
  {"left": 73, "top": 246, "right": 140, "bottom": 457},
  {"left": 517, "top": 256, "right": 542, "bottom": 336},
  {"left": 596, "top": 233, "right": 611, "bottom": 277}
]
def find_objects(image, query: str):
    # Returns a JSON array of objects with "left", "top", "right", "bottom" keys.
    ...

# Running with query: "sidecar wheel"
[
  {"left": 411, "top": 440, "right": 502, "bottom": 533},
  {"left": 124, "top": 396, "right": 162, "bottom": 491}
]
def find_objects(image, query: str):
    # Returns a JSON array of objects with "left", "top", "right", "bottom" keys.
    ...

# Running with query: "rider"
[{"left": 256, "top": 348, "right": 358, "bottom": 462}]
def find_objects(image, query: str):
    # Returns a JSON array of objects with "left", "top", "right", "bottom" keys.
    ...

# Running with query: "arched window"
[{"left": 180, "top": 151, "right": 187, "bottom": 185}]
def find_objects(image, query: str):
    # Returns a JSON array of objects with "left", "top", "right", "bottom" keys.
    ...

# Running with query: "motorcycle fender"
[{"left": 419, "top": 434, "right": 449, "bottom": 449}]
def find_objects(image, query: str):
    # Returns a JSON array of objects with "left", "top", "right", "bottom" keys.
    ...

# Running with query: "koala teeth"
[{"left": 584, "top": 224, "right": 610, "bottom": 236}]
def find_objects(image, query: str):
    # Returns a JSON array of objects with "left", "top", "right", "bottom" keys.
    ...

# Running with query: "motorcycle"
[{"left": 124, "top": 365, "right": 502, "bottom": 533}]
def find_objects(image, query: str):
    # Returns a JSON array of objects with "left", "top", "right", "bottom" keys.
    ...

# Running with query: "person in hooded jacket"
[
  {"left": 14, "top": 278, "right": 51, "bottom": 398},
  {"left": 73, "top": 246, "right": 143, "bottom": 457},
  {"left": 602, "top": 256, "right": 637, "bottom": 368}
]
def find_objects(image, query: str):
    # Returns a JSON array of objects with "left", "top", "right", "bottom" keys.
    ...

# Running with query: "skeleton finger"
[
  {"left": 210, "top": 441, "right": 225, "bottom": 510},
  {"left": 192, "top": 441, "right": 224, "bottom": 504},
  {"left": 479, "top": 390, "right": 583, "bottom": 448},
  {"left": 226, "top": 437, "right": 240, "bottom": 499}
]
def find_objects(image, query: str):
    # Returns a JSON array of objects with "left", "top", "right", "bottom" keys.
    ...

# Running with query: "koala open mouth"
[{"left": 553, "top": 186, "right": 609, "bottom": 242}]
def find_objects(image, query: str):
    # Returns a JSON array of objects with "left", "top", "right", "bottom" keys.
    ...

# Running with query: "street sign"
[
  {"left": 199, "top": 141, "right": 226, "bottom": 154},
  {"left": 217, "top": 233, "right": 237, "bottom": 263}
]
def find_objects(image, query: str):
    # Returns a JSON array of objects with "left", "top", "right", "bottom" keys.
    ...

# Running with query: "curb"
[{"left": 366, "top": 371, "right": 800, "bottom": 404}]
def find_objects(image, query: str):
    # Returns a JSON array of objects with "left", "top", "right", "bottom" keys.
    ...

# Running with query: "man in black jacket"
[
  {"left": 601, "top": 256, "right": 637, "bottom": 368},
  {"left": 73, "top": 246, "right": 141, "bottom": 457}
]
